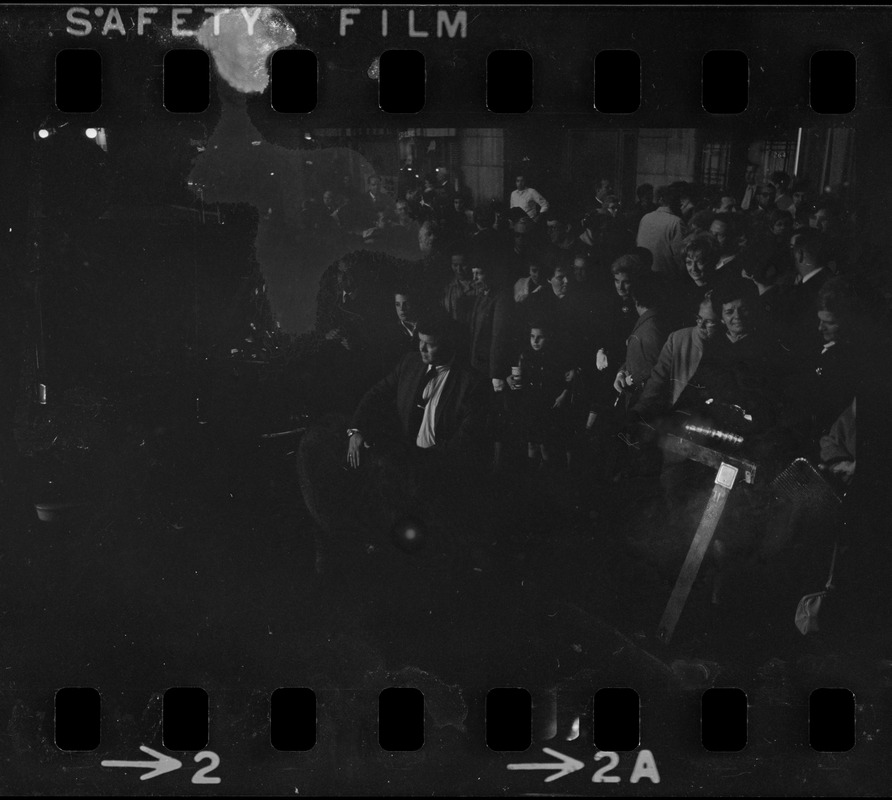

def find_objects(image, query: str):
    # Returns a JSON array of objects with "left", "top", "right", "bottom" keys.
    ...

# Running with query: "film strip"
[{"left": 2, "top": 3, "right": 891, "bottom": 796}]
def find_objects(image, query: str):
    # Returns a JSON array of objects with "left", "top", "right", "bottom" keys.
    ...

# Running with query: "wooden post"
[{"left": 657, "top": 462, "right": 739, "bottom": 645}]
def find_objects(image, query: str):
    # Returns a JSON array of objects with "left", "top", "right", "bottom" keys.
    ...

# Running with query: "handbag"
[{"left": 794, "top": 542, "right": 838, "bottom": 635}]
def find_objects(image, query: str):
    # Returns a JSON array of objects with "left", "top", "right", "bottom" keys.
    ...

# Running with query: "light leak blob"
[{"left": 196, "top": 7, "right": 297, "bottom": 94}]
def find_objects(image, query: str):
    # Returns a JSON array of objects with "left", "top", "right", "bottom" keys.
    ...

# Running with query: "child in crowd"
[{"left": 508, "top": 322, "right": 572, "bottom": 470}]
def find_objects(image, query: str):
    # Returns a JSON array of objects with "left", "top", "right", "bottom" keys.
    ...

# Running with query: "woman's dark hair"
[
  {"left": 611, "top": 253, "right": 644, "bottom": 277},
  {"left": 527, "top": 319, "right": 553, "bottom": 335}
]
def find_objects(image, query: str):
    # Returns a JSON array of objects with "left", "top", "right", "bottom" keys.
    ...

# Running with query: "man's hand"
[
  {"left": 507, "top": 375, "right": 520, "bottom": 390},
  {"left": 613, "top": 371, "right": 627, "bottom": 394},
  {"left": 347, "top": 431, "right": 365, "bottom": 469},
  {"left": 596, "top": 349, "right": 609, "bottom": 371},
  {"left": 829, "top": 460, "right": 855, "bottom": 481},
  {"left": 492, "top": 378, "right": 507, "bottom": 393},
  {"left": 325, "top": 328, "right": 342, "bottom": 341}
]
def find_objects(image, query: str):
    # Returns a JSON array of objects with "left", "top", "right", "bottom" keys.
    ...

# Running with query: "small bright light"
[
  {"left": 304, "top": 132, "right": 312, "bottom": 140},
  {"left": 37, "top": 128, "right": 50, "bottom": 139},
  {"left": 85, "top": 127, "right": 98, "bottom": 139},
  {"left": 404, "top": 528, "right": 417, "bottom": 541}
]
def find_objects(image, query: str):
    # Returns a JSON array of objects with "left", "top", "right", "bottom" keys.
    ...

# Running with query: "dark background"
[{"left": 0, "top": 5, "right": 890, "bottom": 795}]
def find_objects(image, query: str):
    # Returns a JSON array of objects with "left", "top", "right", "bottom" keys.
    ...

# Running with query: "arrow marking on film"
[
  {"left": 507, "top": 747, "right": 586, "bottom": 782},
  {"left": 101, "top": 745, "right": 183, "bottom": 781}
]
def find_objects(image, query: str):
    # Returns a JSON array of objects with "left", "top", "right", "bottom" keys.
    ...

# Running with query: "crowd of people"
[
  {"left": 285, "top": 159, "right": 892, "bottom": 642},
  {"left": 295, "top": 165, "right": 889, "bottom": 592},
  {"left": 312, "top": 169, "right": 878, "bottom": 466}
]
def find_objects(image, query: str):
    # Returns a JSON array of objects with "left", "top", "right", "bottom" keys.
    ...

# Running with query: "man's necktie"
[{"left": 409, "top": 366, "right": 438, "bottom": 438}]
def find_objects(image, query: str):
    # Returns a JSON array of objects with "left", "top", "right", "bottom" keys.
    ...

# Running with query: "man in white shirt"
[
  {"left": 297, "top": 315, "right": 488, "bottom": 542},
  {"left": 510, "top": 174, "right": 549, "bottom": 222},
  {"left": 635, "top": 185, "right": 687, "bottom": 280}
]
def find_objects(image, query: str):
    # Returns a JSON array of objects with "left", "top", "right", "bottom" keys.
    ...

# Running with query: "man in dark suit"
[
  {"left": 377, "top": 286, "right": 420, "bottom": 377},
  {"left": 298, "top": 314, "right": 488, "bottom": 541},
  {"left": 789, "top": 229, "right": 832, "bottom": 347},
  {"left": 347, "top": 314, "right": 486, "bottom": 463},
  {"left": 782, "top": 277, "right": 862, "bottom": 458}
]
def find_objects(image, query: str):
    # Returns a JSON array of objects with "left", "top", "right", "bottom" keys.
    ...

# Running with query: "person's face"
[
  {"left": 551, "top": 269, "right": 569, "bottom": 298},
  {"left": 323, "top": 191, "right": 335, "bottom": 207},
  {"left": 597, "top": 180, "right": 611, "bottom": 197},
  {"left": 453, "top": 198, "right": 463, "bottom": 212},
  {"left": 419, "top": 333, "right": 446, "bottom": 366},
  {"left": 709, "top": 220, "right": 729, "bottom": 251},
  {"left": 722, "top": 299, "right": 751, "bottom": 337},
  {"left": 515, "top": 176, "right": 526, "bottom": 191},
  {"left": 756, "top": 187, "right": 775, "bottom": 208},
  {"left": 472, "top": 266, "right": 489, "bottom": 292},
  {"left": 718, "top": 196, "right": 737, "bottom": 213},
  {"left": 394, "top": 294, "right": 413, "bottom": 323},
  {"left": 792, "top": 191, "right": 806, "bottom": 206},
  {"left": 695, "top": 303, "right": 720, "bottom": 339},
  {"left": 419, "top": 226, "right": 435, "bottom": 254},
  {"left": 369, "top": 177, "right": 380, "bottom": 194},
  {"left": 530, "top": 328, "right": 547, "bottom": 352},
  {"left": 573, "top": 259, "right": 588, "bottom": 283},
  {"left": 547, "top": 221, "right": 562, "bottom": 244},
  {"left": 818, "top": 310, "right": 841, "bottom": 343},
  {"left": 395, "top": 201, "right": 409, "bottom": 221},
  {"left": 528, "top": 264, "right": 541, "bottom": 283},
  {"left": 605, "top": 200, "right": 620, "bottom": 217},
  {"left": 686, "top": 252, "right": 709, "bottom": 286},
  {"left": 790, "top": 233, "right": 805, "bottom": 266},
  {"left": 812, "top": 208, "right": 831, "bottom": 233},
  {"left": 614, "top": 272, "right": 631, "bottom": 299},
  {"left": 771, "top": 217, "right": 792, "bottom": 238},
  {"left": 451, "top": 254, "right": 470, "bottom": 280}
]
